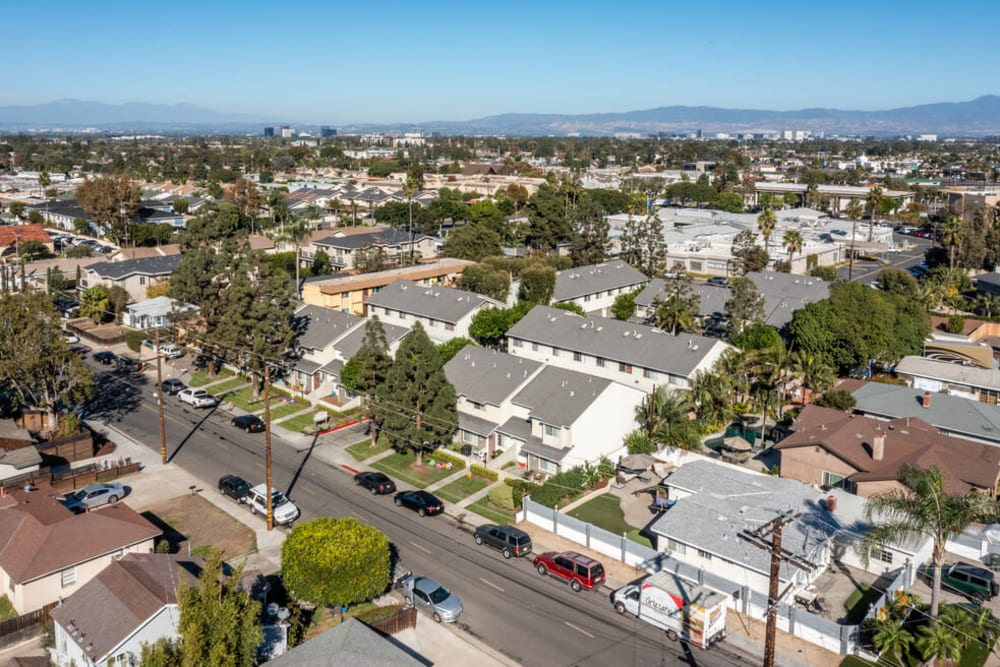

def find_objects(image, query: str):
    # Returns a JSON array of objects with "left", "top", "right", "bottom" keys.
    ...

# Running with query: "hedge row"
[
  {"left": 431, "top": 450, "right": 466, "bottom": 469},
  {"left": 470, "top": 464, "right": 498, "bottom": 481}
]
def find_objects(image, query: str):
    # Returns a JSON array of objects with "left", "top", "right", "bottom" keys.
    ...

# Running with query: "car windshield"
[
  {"left": 428, "top": 585, "right": 451, "bottom": 604},
  {"left": 271, "top": 491, "right": 289, "bottom": 507},
  {"left": 68, "top": 489, "right": 87, "bottom": 501}
]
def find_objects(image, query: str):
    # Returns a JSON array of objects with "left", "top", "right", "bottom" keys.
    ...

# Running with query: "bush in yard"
[
  {"left": 430, "top": 449, "right": 466, "bottom": 469},
  {"left": 504, "top": 478, "right": 536, "bottom": 507},
  {"left": 471, "top": 464, "right": 498, "bottom": 481},
  {"left": 488, "top": 484, "right": 516, "bottom": 510},
  {"left": 281, "top": 518, "right": 390, "bottom": 609},
  {"left": 124, "top": 329, "right": 146, "bottom": 353}
]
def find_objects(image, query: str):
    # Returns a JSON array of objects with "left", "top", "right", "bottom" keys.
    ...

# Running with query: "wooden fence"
[
  {"left": 369, "top": 606, "right": 417, "bottom": 636},
  {"left": 0, "top": 601, "right": 57, "bottom": 640},
  {"left": 1, "top": 462, "right": 141, "bottom": 494}
]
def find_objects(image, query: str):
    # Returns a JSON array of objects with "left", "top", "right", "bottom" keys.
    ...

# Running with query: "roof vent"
[
  {"left": 595, "top": 326, "right": 602, "bottom": 332},
  {"left": 623, "top": 331, "right": 631, "bottom": 337}
]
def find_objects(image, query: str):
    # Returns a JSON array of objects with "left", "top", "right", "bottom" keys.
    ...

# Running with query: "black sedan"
[
  {"left": 354, "top": 471, "right": 397, "bottom": 495},
  {"left": 160, "top": 378, "right": 187, "bottom": 395},
  {"left": 218, "top": 474, "right": 251, "bottom": 503},
  {"left": 394, "top": 490, "right": 444, "bottom": 517},
  {"left": 94, "top": 351, "right": 117, "bottom": 365},
  {"left": 231, "top": 415, "right": 266, "bottom": 433}
]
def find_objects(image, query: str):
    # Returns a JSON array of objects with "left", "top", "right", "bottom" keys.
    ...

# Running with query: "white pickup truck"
[{"left": 611, "top": 572, "right": 727, "bottom": 649}]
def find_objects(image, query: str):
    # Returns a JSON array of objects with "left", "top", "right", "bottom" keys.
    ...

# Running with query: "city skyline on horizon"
[{"left": 4, "top": 0, "right": 1000, "bottom": 125}]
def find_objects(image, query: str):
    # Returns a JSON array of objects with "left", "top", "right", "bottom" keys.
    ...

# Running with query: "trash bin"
[{"left": 460, "top": 444, "right": 473, "bottom": 456}]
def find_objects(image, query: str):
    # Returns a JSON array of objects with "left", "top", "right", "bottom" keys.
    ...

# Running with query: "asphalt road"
[
  {"left": 836, "top": 235, "right": 934, "bottom": 283},
  {"left": 82, "top": 363, "right": 752, "bottom": 667}
]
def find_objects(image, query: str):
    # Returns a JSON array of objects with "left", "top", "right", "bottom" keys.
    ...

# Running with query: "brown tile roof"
[
  {"left": 50, "top": 553, "right": 202, "bottom": 661},
  {"left": 0, "top": 487, "right": 160, "bottom": 584},
  {"left": 776, "top": 404, "right": 1000, "bottom": 494},
  {"left": 317, "top": 258, "right": 474, "bottom": 295},
  {"left": 0, "top": 224, "right": 52, "bottom": 247}
]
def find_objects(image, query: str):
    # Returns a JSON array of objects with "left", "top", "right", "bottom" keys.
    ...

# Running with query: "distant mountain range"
[{"left": 1, "top": 96, "right": 999, "bottom": 136}]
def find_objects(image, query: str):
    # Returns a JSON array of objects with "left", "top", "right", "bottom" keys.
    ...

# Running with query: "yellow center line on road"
[
  {"left": 410, "top": 541, "right": 432, "bottom": 555},
  {"left": 478, "top": 577, "right": 504, "bottom": 593},
  {"left": 564, "top": 621, "right": 594, "bottom": 639}
]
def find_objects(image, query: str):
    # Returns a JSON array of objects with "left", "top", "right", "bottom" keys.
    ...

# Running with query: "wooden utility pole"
[
  {"left": 738, "top": 511, "right": 815, "bottom": 667},
  {"left": 155, "top": 330, "right": 167, "bottom": 464},
  {"left": 264, "top": 364, "right": 273, "bottom": 531}
]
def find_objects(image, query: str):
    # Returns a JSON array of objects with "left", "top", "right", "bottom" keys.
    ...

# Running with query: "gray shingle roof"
[
  {"left": 87, "top": 254, "right": 181, "bottom": 280},
  {"left": 458, "top": 412, "right": 499, "bottom": 438},
  {"left": 506, "top": 306, "right": 729, "bottom": 378},
  {"left": 293, "top": 304, "right": 365, "bottom": 352},
  {"left": 258, "top": 617, "right": 426, "bottom": 667},
  {"left": 512, "top": 365, "right": 611, "bottom": 427},
  {"left": 314, "top": 228, "right": 434, "bottom": 250},
  {"left": 553, "top": 260, "right": 647, "bottom": 302},
  {"left": 366, "top": 280, "right": 501, "bottom": 324},
  {"left": 522, "top": 436, "right": 570, "bottom": 462},
  {"left": 333, "top": 320, "right": 409, "bottom": 360},
  {"left": 497, "top": 416, "right": 532, "bottom": 440},
  {"left": 444, "top": 347, "right": 542, "bottom": 406}
]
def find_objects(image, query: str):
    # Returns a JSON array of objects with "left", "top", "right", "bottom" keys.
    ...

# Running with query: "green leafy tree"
[
  {"left": 281, "top": 518, "right": 391, "bottom": 609},
  {"left": 611, "top": 287, "right": 642, "bottom": 321},
  {"left": 224, "top": 177, "right": 262, "bottom": 232},
  {"left": 619, "top": 213, "right": 666, "bottom": 277},
  {"left": 456, "top": 263, "right": 510, "bottom": 302},
  {"left": 177, "top": 550, "right": 262, "bottom": 667},
  {"left": 107, "top": 284, "right": 131, "bottom": 321},
  {"left": 437, "top": 337, "right": 473, "bottom": 363},
  {"left": 346, "top": 317, "right": 391, "bottom": 447},
  {"left": 725, "top": 276, "right": 766, "bottom": 337},
  {"left": 635, "top": 386, "right": 699, "bottom": 451},
  {"left": 275, "top": 218, "right": 309, "bottom": 296},
  {"left": 525, "top": 182, "right": 571, "bottom": 251},
  {"left": 17, "top": 239, "right": 50, "bottom": 261},
  {"left": 74, "top": 174, "right": 141, "bottom": 245},
  {"left": 0, "top": 291, "right": 94, "bottom": 430},
  {"left": 861, "top": 465, "right": 999, "bottom": 618},
  {"left": 654, "top": 264, "right": 700, "bottom": 334},
  {"left": 623, "top": 429, "right": 655, "bottom": 455},
  {"left": 80, "top": 285, "right": 111, "bottom": 323},
  {"left": 46, "top": 266, "right": 68, "bottom": 296},
  {"left": 915, "top": 619, "right": 963, "bottom": 666},
  {"left": 353, "top": 244, "right": 389, "bottom": 274},
  {"left": 442, "top": 224, "right": 503, "bottom": 261},
  {"left": 568, "top": 194, "right": 611, "bottom": 266},
  {"left": 378, "top": 323, "right": 458, "bottom": 465},
  {"left": 552, "top": 301, "right": 586, "bottom": 316},
  {"left": 311, "top": 248, "right": 332, "bottom": 276},
  {"left": 814, "top": 388, "right": 856, "bottom": 411},
  {"left": 713, "top": 191, "right": 745, "bottom": 213},
  {"left": 732, "top": 229, "right": 769, "bottom": 275},
  {"left": 875, "top": 268, "right": 918, "bottom": 297},
  {"left": 518, "top": 261, "right": 556, "bottom": 304},
  {"left": 686, "top": 369, "right": 735, "bottom": 428}
]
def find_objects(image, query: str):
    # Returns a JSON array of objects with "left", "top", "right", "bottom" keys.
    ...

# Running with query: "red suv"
[{"left": 533, "top": 551, "right": 605, "bottom": 592}]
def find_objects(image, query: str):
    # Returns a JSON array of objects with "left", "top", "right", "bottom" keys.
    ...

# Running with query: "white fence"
[{"left": 522, "top": 498, "right": 874, "bottom": 656}]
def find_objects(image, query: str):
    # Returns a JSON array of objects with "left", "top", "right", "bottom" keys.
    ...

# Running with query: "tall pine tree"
[
  {"left": 348, "top": 317, "right": 391, "bottom": 447},
  {"left": 378, "top": 323, "right": 457, "bottom": 465}
]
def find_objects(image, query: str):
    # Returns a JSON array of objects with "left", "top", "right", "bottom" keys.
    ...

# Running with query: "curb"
[{"left": 318, "top": 418, "right": 364, "bottom": 436}]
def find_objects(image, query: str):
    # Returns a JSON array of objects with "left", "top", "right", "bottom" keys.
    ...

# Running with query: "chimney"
[
  {"left": 921, "top": 392, "right": 931, "bottom": 408},
  {"left": 825, "top": 495, "right": 837, "bottom": 512},
  {"left": 873, "top": 434, "right": 885, "bottom": 462}
]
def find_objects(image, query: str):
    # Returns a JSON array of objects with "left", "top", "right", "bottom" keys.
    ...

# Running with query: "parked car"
[
  {"left": 218, "top": 474, "right": 251, "bottom": 503},
  {"left": 533, "top": 551, "right": 606, "bottom": 592},
  {"left": 60, "top": 330, "right": 80, "bottom": 344},
  {"left": 245, "top": 484, "right": 300, "bottom": 525},
  {"left": 158, "top": 343, "right": 184, "bottom": 360},
  {"left": 178, "top": 388, "right": 219, "bottom": 409},
  {"left": 393, "top": 490, "right": 444, "bottom": 517},
  {"left": 93, "top": 351, "right": 117, "bottom": 365},
  {"left": 115, "top": 356, "right": 142, "bottom": 373},
  {"left": 940, "top": 563, "right": 999, "bottom": 601},
  {"left": 707, "top": 276, "right": 730, "bottom": 287},
  {"left": 474, "top": 524, "right": 532, "bottom": 559},
  {"left": 398, "top": 575, "right": 463, "bottom": 623},
  {"left": 231, "top": 415, "right": 265, "bottom": 433},
  {"left": 354, "top": 471, "right": 397, "bottom": 495},
  {"left": 160, "top": 378, "right": 187, "bottom": 395},
  {"left": 61, "top": 482, "right": 125, "bottom": 512}
]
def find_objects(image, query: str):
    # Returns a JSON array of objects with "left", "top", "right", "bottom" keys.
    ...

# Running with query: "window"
[
  {"left": 877, "top": 549, "right": 894, "bottom": 565},
  {"left": 399, "top": 312, "right": 407, "bottom": 320},
  {"left": 667, "top": 539, "right": 686, "bottom": 555},
  {"left": 537, "top": 458, "right": 558, "bottom": 474},
  {"left": 61, "top": 567, "right": 76, "bottom": 587},
  {"left": 573, "top": 351, "right": 582, "bottom": 362},
  {"left": 139, "top": 276, "right": 146, "bottom": 285},
  {"left": 531, "top": 342, "right": 539, "bottom": 351},
  {"left": 619, "top": 362, "right": 633, "bottom": 374},
  {"left": 544, "top": 424, "right": 560, "bottom": 437},
  {"left": 512, "top": 339, "right": 523, "bottom": 348},
  {"left": 643, "top": 369, "right": 656, "bottom": 380},
  {"left": 596, "top": 357, "right": 606, "bottom": 368},
  {"left": 551, "top": 348, "right": 560, "bottom": 357},
  {"left": 469, "top": 401, "right": 484, "bottom": 411},
  {"left": 445, "top": 323, "right": 455, "bottom": 331},
  {"left": 822, "top": 472, "right": 847, "bottom": 489},
  {"left": 697, "top": 549, "right": 713, "bottom": 561},
  {"left": 341, "top": 291, "right": 349, "bottom": 298},
  {"left": 584, "top": 294, "right": 591, "bottom": 302}
]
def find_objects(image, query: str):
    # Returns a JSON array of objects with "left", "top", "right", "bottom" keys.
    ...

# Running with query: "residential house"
[
  {"left": 50, "top": 553, "right": 202, "bottom": 667},
  {"left": 894, "top": 355, "right": 1000, "bottom": 404},
  {"left": 500, "top": 365, "right": 644, "bottom": 474},
  {"left": 31, "top": 200, "right": 90, "bottom": 232},
  {"left": 650, "top": 459, "right": 931, "bottom": 596},
  {"left": 264, "top": 617, "right": 427, "bottom": 667},
  {"left": 112, "top": 244, "right": 181, "bottom": 262},
  {"left": 286, "top": 304, "right": 366, "bottom": 396},
  {"left": 122, "top": 296, "right": 198, "bottom": 331},
  {"left": 0, "top": 224, "right": 53, "bottom": 260},
  {"left": 80, "top": 255, "right": 181, "bottom": 303},
  {"left": 364, "top": 279, "right": 503, "bottom": 344},
  {"left": 775, "top": 404, "right": 1000, "bottom": 498},
  {"left": 445, "top": 347, "right": 544, "bottom": 458},
  {"left": 547, "top": 260, "right": 648, "bottom": 317},
  {"left": 0, "top": 419, "right": 42, "bottom": 485},
  {"left": 301, "top": 258, "right": 474, "bottom": 315},
  {"left": 846, "top": 380, "right": 1000, "bottom": 447},
  {"left": 305, "top": 227, "right": 438, "bottom": 271},
  {"left": 0, "top": 486, "right": 160, "bottom": 612},
  {"left": 311, "top": 316, "right": 410, "bottom": 407},
  {"left": 506, "top": 306, "right": 731, "bottom": 394}
]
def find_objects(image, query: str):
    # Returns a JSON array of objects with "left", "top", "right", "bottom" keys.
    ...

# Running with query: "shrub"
[
  {"left": 471, "top": 464, "right": 498, "bottom": 481},
  {"left": 946, "top": 314, "right": 965, "bottom": 334},
  {"left": 504, "top": 478, "right": 536, "bottom": 507},
  {"left": 487, "top": 484, "right": 516, "bottom": 510},
  {"left": 430, "top": 450, "right": 466, "bottom": 469},
  {"left": 123, "top": 329, "right": 146, "bottom": 353}
]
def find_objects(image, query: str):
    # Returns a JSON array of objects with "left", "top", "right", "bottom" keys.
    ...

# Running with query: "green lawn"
[
  {"left": 568, "top": 494, "right": 630, "bottom": 533},
  {"left": 372, "top": 452, "right": 459, "bottom": 488},
  {"left": 225, "top": 385, "right": 292, "bottom": 412},
  {"left": 466, "top": 496, "right": 517, "bottom": 524},
  {"left": 627, "top": 528, "right": 653, "bottom": 549},
  {"left": 0, "top": 595, "right": 16, "bottom": 621},
  {"left": 187, "top": 367, "right": 233, "bottom": 387},
  {"left": 435, "top": 475, "right": 492, "bottom": 504},
  {"left": 277, "top": 408, "right": 344, "bottom": 433},
  {"left": 843, "top": 583, "right": 882, "bottom": 625},
  {"left": 346, "top": 437, "right": 391, "bottom": 462},
  {"left": 208, "top": 377, "right": 249, "bottom": 396},
  {"left": 839, "top": 657, "right": 876, "bottom": 667},
  {"left": 262, "top": 402, "right": 307, "bottom": 422},
  {"left": 960, "top": 638, "right": 994, "bottom": 667}
]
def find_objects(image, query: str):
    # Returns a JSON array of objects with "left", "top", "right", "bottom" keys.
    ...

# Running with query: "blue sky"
[{"left": 5, "top": 0, "right": 999, "bottom": 124}]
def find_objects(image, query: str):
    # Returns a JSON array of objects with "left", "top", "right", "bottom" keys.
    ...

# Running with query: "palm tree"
[
  {"left": 976, "top": 293, "right": 1000, "bottom": 320},
  {"left": 757, "top": 207, "right": 777, "bottom": 263},
  {"left": 276, "top": 218, "right": 309, "bottom": 298},
  {"left": 846, "top": 199, "right": 864, "bottom": 281},
  {"left": 916, "top": 619, "right": 963, "bottom": 666},
  {"left": 861, "top": 465, "right": 999, "bottom": 618},
  {"left": 655, "top": 294, "right": 696, "bottom": 334},
  {"left": 866, "top": 187, "right": 884, "bottom": 242},
  {"left": 872, "top": 618, "right": 913, "bottom": 667},
  {"left": 634, "top": 387, "right": 700, "bottom": 451},
  {"left": 939, "top": 216, "right": 964, "bottom": 269},
  {"left": 793, "top": 352, "right": 835, "bottom": 404},
  {"left": 686, "top": 369, "right": 734, "bottom": 428},
  {"left": 782, "top": 229, "right": 804, "bottom": 267}
]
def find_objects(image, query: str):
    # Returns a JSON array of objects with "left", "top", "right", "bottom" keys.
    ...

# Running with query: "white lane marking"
[
  {"left": 410, "top": 541, "right": 432, "bottom": 554},
  {"left": 478, "top": 577, "right": 504, "bottom": 593},
  {"left": 564, "top": 621, "right": 594, "bottom": 638}
]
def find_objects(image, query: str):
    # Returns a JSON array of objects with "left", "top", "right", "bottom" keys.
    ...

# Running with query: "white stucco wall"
[{"left": 560, "top": 383, "right": 643, "bottom": 467}]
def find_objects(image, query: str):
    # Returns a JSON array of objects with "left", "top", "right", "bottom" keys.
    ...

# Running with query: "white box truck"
[{"left": 611, "top": 571, "right": 727, "bottom": 649}]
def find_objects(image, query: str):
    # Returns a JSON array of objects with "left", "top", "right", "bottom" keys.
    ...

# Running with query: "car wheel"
[
  {"left": 244, "top": 427, "right": 250, "bottom": 434},
  {"left": 108, "top": 495, "right": 119, "bottom": 504},
  {"left": 570, "top": 580, "right": 582, "bottom": 592},
  {"left": 537, "top": 564, "right": 547, "bottom": 576},
  {"left": 614, "top": 602, "right": 626, "bottom": 615},
  {"left": 474, "top": 534, "right": 483, "bottom": 545},
  {"left": 418, "top": 508, "right": 426, "bottom": 517},
  {"left": 666, "top": 629, "right": 679, "bottom": 642},
  {"left": 502, "top": 548, "right": 512, "bottom": 559},
  {"left": 433, "top": 612, "right": 442, "bottom": 623},
  {"left": 394, "top": 497, "right": 402, "bottom": 506},
  {"left": 370, "top": 487, "right": 377, "bottom": 495},
  {"left": 354, "top": 477, "right": 362, "bottom": 486},
  {"left": 249, "top": 504, "right": 257, "bottom": 515}
]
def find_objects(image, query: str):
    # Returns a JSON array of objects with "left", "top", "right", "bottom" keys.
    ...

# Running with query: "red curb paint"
[
  {"left": 317, "top": 418, "right": 365, "bottom": 436},
  {"left": 342, "top": 465, "right": 360, "bottom": 474}
]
